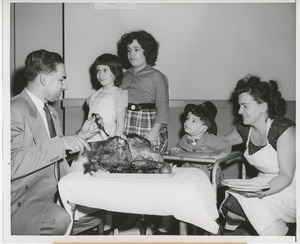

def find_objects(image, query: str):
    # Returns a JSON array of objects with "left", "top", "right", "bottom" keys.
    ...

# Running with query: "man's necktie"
[
  {"left": 187, "top": 138, "right": 199, "bottom": 144},
  {"left": 43, "top": 103, "right": 57, "bottom": 138},
  {"left": 43, "top": 103, "right": 60, "bottom": 188}
]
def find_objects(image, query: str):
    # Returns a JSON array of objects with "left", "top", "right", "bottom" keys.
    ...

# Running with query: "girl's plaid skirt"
[{"left": 124, "top": 108, "right": 168, "bottom": 152}]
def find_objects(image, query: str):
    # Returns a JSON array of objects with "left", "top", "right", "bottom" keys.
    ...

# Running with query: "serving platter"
[
  {"left": 91, "top": 171, "right": 175, "bottom": 179},
  {"left": 221, "top": 179, "right": 270, "bottom": 192}
]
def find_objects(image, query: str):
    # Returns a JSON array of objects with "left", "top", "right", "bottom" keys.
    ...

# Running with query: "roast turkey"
[{"left": 83, "top": 133, "right": 165, "bottom": 174}]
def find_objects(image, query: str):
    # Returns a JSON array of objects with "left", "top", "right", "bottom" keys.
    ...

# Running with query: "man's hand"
[
  {"left": 77, "top": 114, "right": 104, "bottom": 140},
  {"left": 61, "top": 135, "right": 91, "bottom": 154},
  {"left": 61, "top": 114, "right": 104, "bottom": 154}
]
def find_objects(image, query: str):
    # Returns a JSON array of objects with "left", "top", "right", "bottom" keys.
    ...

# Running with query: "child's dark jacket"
[{"left": 177, "top": 132, "right": 228, "bottom": 153}]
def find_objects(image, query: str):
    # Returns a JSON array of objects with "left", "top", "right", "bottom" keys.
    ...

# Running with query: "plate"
[
  {"left": 91, "top": 171, "right": 175, "bottom": 179},
  {"left": 221, "top": 179, "right": 270, "bottom": 192}
]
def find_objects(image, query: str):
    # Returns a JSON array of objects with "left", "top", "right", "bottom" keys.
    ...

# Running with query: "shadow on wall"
[
  {"left": 63, "top": 100, "right": 90, "bottom": 134},
  {"left": 83, "top": 101, "right": 89, "bottom": 120},
  {"left": 89, "top": 63, "right": 101, "bottom": 91},
  {"left": 179, "top": 112, "right": 186, "bottom": 139},
  {"left": 12, "top": 68, "right": 27, "bottom": 97},
  {"left": 229, "top": 90, "right": 240, "bottom": 125}
]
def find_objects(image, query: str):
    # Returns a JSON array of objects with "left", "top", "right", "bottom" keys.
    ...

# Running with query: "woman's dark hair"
[
  {"left": 24, "top": 49, "right": 64, "bottom": 82},
  {"left": 117, "top": 30, "right": 159, "bottom": 69},
  {"left": 93, "top": 53, "right": 123, "bottom": 87},
  {"left": 234, "top": 75, "right": 287, "bottom": 119}
]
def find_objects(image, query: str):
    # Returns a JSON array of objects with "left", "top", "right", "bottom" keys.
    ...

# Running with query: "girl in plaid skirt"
[
  {"left": 116, "top": 30, "right": 170, "bottom": 234},
  {"left": 118, "top": 30, "right": 169, "bottom": 152}
]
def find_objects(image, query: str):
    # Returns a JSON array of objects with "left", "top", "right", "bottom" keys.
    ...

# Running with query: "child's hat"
[{"left": 184, "top": 101, "right": 218, "bottom": 135}]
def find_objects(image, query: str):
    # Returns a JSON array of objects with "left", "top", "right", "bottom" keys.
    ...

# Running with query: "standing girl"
[
  {"left": 118, "top": 30, "right": 169, "bottom": 152},
  {"left": 87, "top": 53, "right": 128, "bottom": 142},
  {"left": 71, "top": 54, "right": 128, "bottom": 171},
  {"left": 71, "top": 53, "right": 128, "bottom": 232},
  {"left": 115, "top": 30, "right": 170, "bottom": 234}
]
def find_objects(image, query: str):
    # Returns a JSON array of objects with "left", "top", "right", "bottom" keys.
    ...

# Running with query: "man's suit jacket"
[{"left": 10, "top": 89, "right": 70, "bottom": 235}]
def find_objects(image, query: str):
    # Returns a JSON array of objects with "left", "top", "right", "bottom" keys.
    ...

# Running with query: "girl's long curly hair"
[
  {"left": 234, "top": 75, "right": 287, "bottom": 119},
  {"left": 117, "top": 30, "right": 159, "bottom": 69}
]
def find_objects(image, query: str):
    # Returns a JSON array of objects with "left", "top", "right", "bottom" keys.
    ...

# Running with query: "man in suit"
[{"left": 11, "top": 49, "right": 102, "bottom": 235}]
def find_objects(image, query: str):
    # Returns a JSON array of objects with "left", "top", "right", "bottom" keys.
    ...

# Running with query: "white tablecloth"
[{"left": 58, "top": 167, "right": 219, "bottom": 234}]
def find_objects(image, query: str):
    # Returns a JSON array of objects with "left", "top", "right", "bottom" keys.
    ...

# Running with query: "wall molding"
[
  {"left": 62, "top": 98, "right": 295, "bottom": 109},
  {"left": 62, "top": 98, "right": 235, "bottom": 108}
]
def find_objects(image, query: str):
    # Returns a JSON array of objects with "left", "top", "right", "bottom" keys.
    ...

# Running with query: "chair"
[
  {"left": 197, "top": 151, "right": 246, "bottom": 235},
  {"left": 161, "top": 150, "right": 244, "bottom": 235},
  {"left": 188, "top": 150, "right": 245, "bottom": 235},
  {"left": 211, "top": 151, "right": 245, "bottom": 195},
  {"left": 68, "top": 201, "right": 105, "bottom": 235}
]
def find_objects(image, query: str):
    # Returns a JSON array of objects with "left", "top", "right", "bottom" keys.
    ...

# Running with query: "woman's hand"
[{"left": 237, "top": 190, "right": 267, "bottom": 199}]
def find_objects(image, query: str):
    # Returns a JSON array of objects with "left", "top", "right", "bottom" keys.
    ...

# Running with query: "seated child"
[{"left": 171, "top": 101, "right": 230, "bottom": 180}]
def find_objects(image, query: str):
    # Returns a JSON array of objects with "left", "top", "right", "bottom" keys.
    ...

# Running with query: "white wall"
[{"left": 64, "top": 3, "right": 296, "bottom": 100}]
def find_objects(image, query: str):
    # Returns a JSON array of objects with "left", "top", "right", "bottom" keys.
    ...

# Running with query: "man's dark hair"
[{"left": 24, "top": 49, "right": 64, "bottom": 82}]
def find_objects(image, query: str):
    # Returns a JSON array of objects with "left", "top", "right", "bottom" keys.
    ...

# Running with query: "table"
[
  {"left": 162, "top": 151, "right": 244, "bottom": 194},
  {"left": 58, "top": 167, "right": 219, "bottom": 235}
]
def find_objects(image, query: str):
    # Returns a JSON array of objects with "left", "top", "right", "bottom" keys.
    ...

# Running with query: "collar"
[
  {"left": 187, "top": 134, "right": 204, "bottom": 141},
  {"left": 187, "top": 134, "right": 204, "bottom": 145},
  {"left": 99, "top": 86, "right": 120, "bottom": 94},
  {"left": 128, "top": 64, "right": 151, "bottom": 75},
  {"left": 25, "top": 88, "right": 52, "bottom": 137},
  {"left": 25, "top": 88, "right": 45, "bottom": 113}
]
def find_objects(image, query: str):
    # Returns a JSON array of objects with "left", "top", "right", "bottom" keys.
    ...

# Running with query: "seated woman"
[{"left": 221, "top": 75, "right": 296, "bottom": 236}]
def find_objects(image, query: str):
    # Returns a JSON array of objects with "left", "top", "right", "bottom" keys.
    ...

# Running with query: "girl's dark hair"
[
  {"left": 117, "top": 30, "right": 159, "bottom": 69},
  {"left": 234, "top": 75, "right": 287, "bottom": 119},
  {"left": 24, "top": 49, "right": 64, "bottom": 82},
  {"left": 93, "top": 53, "right": 123, "bottom": 87}
]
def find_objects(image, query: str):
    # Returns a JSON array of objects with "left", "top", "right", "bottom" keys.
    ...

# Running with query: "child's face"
[
  {"left": 184, "top": 112, "right": 207, "bottom": 136},
  {"left": 96, "top": 65, "right": 115, "bottom": 88},
  {"left": 127, "top": 39, "right": 147, "bottom": 69}
]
